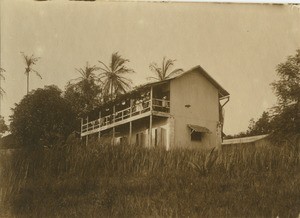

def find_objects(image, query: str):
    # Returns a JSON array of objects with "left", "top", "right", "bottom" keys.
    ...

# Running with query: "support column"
[
  {"left": 86, "top": 116, "right": 89, "bottom": 146},
  {"left": 98, "top": 111, "right": 101, "bottom": 141},
  {"left": 168, "top": 117, "right": 175, "bottom": 150},
  {"left": 112, "top": 105, "right": 115, "bottom": 146},
  {"left": 149, "top": 115, "right": 152, "bottom": 147},
  {"left": 149, "top": 86, "right": 153, "bottom": 147},
  {"left": 128, "top": 99, "right": 133, "bottom": 145},
  {"left": 129, "top": 121, "right": 132, "bottom": 145},
  {"left": 150, "top": 86, "right": 153, "bottom": 111},
  {"left": 80, "top": 118, "right": 83, "bottom": 140}
]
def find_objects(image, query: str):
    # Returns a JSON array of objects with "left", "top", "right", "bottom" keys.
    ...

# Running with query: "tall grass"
[{"left": 1, "top": 138, "right": 300, "bottom": 217}]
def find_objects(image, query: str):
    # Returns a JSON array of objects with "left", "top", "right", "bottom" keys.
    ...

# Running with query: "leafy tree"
[
  {"left": 270, "top": 49, "right": 300, "bottom": 146},
  {"left": 98, "top": 52, "right": 134, "bottom": 100},
  {"left": 10, "top": 85, "right": 76, "bottom": 148},
  {"left": 148, "top": 57, "right": 183, "bottom": 81},
  {"left": 21, "top": 53, "right": 42, "bottom": 94},
  {"left": 0, "top": 116, "right": 8, "bottom": 137},
  {"left": 225, "top": 50, "right": 299, "bottom": 142},
  {"left": 247, "top": 111, "right": 272, "bottom": 136},
  {"left": 65, "top": 62, "right": 102, "bottom": 117},
  {"left": 224, "top": 132, "right": 248, "bottom": 139},
  {"left": 225, "top": 111, "right": 272, "bottom": 139}
]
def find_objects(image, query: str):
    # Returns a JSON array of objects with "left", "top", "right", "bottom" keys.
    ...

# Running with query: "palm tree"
[
  {"left": 98, "top": 52, "right": 134, "bottom": 100},
  {"left": 66, "top": 62, "right": 101, "bottom": 115},
  {"left": 72, "top": 62, "right": 101, "bottom": 101},
  {"left": 148, "top": 57, "right": 183, "bottom": 81},
  {"left": 71, "top": 62, "right": 100, "bottom": 93},
  {"left": 21, "top": 53, "right": 42, "bottom": 94}
]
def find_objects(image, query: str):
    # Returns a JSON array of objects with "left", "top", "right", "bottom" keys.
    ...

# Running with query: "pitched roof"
[
  {"left": 165, "top": 65, "right": 229, "bottom": 97},
  {"left": 114, "top": 65, "right": 229, "bottom": 100},
  {"left": 87, "top": 65, "right": 229, "bottom": 115}
]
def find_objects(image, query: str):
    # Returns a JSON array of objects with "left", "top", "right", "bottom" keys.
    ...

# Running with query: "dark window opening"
[
  {"left": 191, "top": 131, "right": 202, "bottom": 141},
  {"left": 154, "top": 129, "right": 158, "bottom": 147}
]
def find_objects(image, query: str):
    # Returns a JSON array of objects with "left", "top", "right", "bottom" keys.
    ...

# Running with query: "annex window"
[
  {"left": 191, "top": 131, "right": 202, "bottom": 141},
  {"left": 187, "top": 124, "right": 211, "bottom": 141}
]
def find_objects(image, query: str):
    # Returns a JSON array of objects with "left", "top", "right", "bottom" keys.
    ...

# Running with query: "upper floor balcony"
[{"left": 81, "top": 82, "right": 171, "bottom": 136}]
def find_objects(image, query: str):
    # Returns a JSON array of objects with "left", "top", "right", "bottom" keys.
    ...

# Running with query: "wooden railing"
[
  {"left": 152, "top": 98, "right": 170, "bottom": 111},
  {"left": 81, "top": 98, "right": 170, "bottom": 134}
]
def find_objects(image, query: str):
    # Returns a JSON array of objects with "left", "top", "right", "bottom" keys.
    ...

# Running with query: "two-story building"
[{"left": 81, "top": 65, "right": 230, "bottom": 149}]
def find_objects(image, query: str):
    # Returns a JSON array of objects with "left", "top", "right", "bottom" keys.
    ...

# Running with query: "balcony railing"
[{"left": 81, "top": 98, "right": 170, "bottom": 134}]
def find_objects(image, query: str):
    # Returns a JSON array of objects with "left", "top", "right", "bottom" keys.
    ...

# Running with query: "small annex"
[
  {"left": 222, "top": 134, "right": 270, "bottom": 149},
  {"left": 81, "top": 65, "right": 230, "bottom": 149}
]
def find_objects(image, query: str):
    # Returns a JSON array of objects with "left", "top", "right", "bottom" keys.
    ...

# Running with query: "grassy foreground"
[{"left": 1, "top": 138, "right": 300, "bottom": 217}]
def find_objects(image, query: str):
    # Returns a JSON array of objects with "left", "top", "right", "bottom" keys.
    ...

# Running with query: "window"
[
  {"left": 154, "top": 129, "right": 158, "bottom": 147},
  {"left": 136, "top": 132, "right": 146, "bottom": 147},
  {"left": 120, "top": 136, "right": 127, "bottom": 145},
  {"left": 187, "top": 124, "right": 210, "bottom": 142},
  {"left": 191, "top": 131, "right": 202, "bottom": 141}
]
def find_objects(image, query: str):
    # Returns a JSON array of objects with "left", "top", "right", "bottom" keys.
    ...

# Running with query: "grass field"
[{"left": 1, "top": 138, "right": 300, "bottom": 217}]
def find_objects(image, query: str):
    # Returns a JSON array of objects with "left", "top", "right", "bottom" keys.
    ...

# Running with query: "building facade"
[{"left": 81, "top": 65, "right": 230, "bottom": 149}]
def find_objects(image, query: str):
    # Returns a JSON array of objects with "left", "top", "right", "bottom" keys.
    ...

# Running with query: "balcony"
[{"left": 81, "top": 97, "right": 170, "bottom": 136}]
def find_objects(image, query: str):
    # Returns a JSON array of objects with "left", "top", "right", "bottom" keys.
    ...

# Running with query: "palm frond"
[
  {"left": 165, "top": 68, "right": 184, "bottom": 79},
  {"left": 98, "top": 60, "right": 111, "bottom": 72},
  {"left": 117, "top": 75, "right": 133, "bottom": 84},
  {"left": 164, "top": 59, "right": 175, "bottom": 73},
  {"left": 110, "top": 52, "right": 130, "bottom": 72},
  {"left": 146, "top": 77, "right": 160, "bottom": 81},
  {"left": 117, "top": 78, "right": 132, "bottom": 90},
  {"left": 149, "top": 57, "right": 182, "bottom": 81},
  {"left": 162, "top": 57, "right": 167, "bottom": 79},
  {"left": 149, "top": 63, "right": 163, "bottom": 80},
  {"left": 32, "top": 69, "right": 42, "bottom": 79},
  {"left": 75, "top": 68, "right": 85, "bottom": 78},
  {"left": 0, "top": 69, "right": 5, "bottom": 80},
  {"left": 0, "top": 67, "right": 6, "bottom": 78}
]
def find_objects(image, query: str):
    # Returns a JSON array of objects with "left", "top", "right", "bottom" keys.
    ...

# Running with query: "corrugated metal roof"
[{"left": 222, "top": 134, "right": 269, "bottom": 145}]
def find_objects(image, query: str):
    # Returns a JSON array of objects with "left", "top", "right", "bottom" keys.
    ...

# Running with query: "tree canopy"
[
  {"left": 247, "top": 111, "right": 272, "bottom": 136},
  {"left": 270, "top": 49, "right": 300, "bottom": 144},
  {"left": 0, "top": 116, "right": 8, "bottom": 137},
  {"left": 10, "top": 85, "right": 76, "bottom": 148}
]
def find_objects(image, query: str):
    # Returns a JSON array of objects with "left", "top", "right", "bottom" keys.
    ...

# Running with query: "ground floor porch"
[{"left": 82, "top": 115, "right": 174, "bottom": 150}]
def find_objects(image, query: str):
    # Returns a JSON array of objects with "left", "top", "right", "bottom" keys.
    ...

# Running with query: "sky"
[{"left": 0, "top": 1, "right": 300, "bottom": 135}]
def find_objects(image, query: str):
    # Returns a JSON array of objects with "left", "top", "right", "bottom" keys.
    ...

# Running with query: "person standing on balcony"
[{"left": 136, "top": 100, "right": 143, "bottom": 112}]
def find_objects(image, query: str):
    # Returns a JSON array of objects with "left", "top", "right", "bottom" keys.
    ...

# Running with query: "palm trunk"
[
  {"left": 0, "top": 76, "right": 1, "bottom": 116},
  {"left": 110, "top": 83, "right": 113, "bottom": 101},
  {"left": 27, "top": 73, "right": 29, "bottom": 94}
]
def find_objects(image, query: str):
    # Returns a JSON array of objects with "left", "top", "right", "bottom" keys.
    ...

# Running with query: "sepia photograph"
[{"left": 0, "top": 0, "right": 299, "bottom": 217}]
